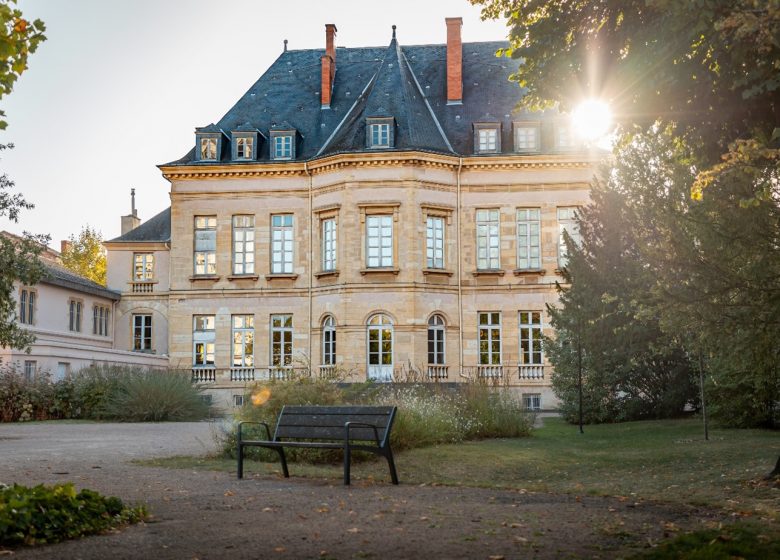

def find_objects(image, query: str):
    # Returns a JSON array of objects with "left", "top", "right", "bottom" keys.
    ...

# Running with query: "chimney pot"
[
  {"left": 445, "top": 17, "right": 463, "bottom": 105},
  {"left": 321, "top": 24, "right": 338, "bottom": 108}
]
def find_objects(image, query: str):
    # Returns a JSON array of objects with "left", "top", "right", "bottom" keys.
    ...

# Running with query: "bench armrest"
[
  {"left": 344, "top": 422, "right": 381, "bottom": 446},
  {"left": 238, "top": 421, "right": 272, "bottom": 442}
]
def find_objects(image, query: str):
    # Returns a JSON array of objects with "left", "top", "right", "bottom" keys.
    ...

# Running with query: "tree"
[
  {"left": 61, "top": 226, "right": 107, "bottom": 286},
  {"left": 0, "top": 1, "right": 46, "bottom": 350},
  {"left": 0, "top": 0, "right": 46, "bottom": 130}
]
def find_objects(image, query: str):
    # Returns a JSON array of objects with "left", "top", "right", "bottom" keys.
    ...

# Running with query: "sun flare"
[{"left": 571, "top": 99, "right": 612, "bottom": 142}]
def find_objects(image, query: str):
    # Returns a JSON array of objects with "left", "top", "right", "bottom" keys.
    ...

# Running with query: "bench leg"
[
  {"left": 385, "top": 446, "right": 399, "bottom": 485},
  {"left": 237, "top": 443, "right": 243, "bottom": 479},
  {"left": 277, "top": 447, "right": 289, "bottom": 478},
  {"left": 344, "top": 445, "right": 351, "bottom": 485}
]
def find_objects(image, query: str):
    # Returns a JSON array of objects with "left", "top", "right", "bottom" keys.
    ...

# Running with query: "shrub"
[
  {"left": 0, "top": 483, "right": 146, "bottom": 546},
  {"left": 222, "top": 379, "right": 532, "bottom": 462},
  {"left": 102, "top": 370, "right": 211, "bottom": 422}
]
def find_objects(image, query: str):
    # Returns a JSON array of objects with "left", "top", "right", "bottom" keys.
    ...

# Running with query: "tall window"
[
  {"left": 19, "top": 288, "right": 34, "bottom": 325},
  {"left": 271, "top": 214, "right": 294, "bottom": 273},
  {"left": 476, "top": 209, "right": 500, "bottom": 270},
  {"left": 367, "top": 313, "right": 393, "bottom": 380},
  {"left": 321, "top": 218, "right": 337, "bottom": 271},
  {"left": 271, "top": 314, "right": 293, "bottom": 367},
  {"left": 426, "top": 216, "right": 445, "bottom": 269},
  {"left": 23, "top": 360, "right": 36, "bottom": 381},
  {"left": 369, "top": 123, "right": 390, "bottom": 148},
  {"left": 68, "top": 300, "right": 82, "bottom": 332},
  {"left": 232, "top": 215, "right": 255, "bottom": 275},
  {"left": 478, "top": 312, "right": 501, "bottom": 365},
  {"left": 555, "top": 123, "right": 573, "bottom": 150},
  {"left": 557, "top": 207, "right": 581, "bottom": 267},
  {"left": 193, "top": 315, "right": 215, "bottom": 366},
  {"left": 427, "top": 314, "right": 445, "bottom": 365},
  {"left": 232, "top": 315, "right": 254, "bottom": 368},
  {"left": 92, "top": 305, "right": 110, "bottom": 336},
  {"left": 366, "top": 215, "right": 393, "bottom": 268},
  {"left": 322, "top": 315, "right": 336, "bottom": 366},
  {"left": 477, "top": 128, "right": 498, "bottom": 153},
  {"left": 194, "top": 216, "right": 217, "bottom": 275},
  {"left": 132, "top": 314, "right": 152, "bottom": 351},
  {"left": 200, "top": 137, "right": 217, "bottom": 160},
  {"left": 236, "top": 137, "right": 253, "bottom": 159},
  {"left": 514, "top": 125, "right": 539, "bottom": 152},
  {"left": 273, "top": 135, "right": 292, "bottom": 159},
  {"left": 519, "top": 311, "right": 543, "bottom": 365},
  {"left": 523, "top": 393, "right": 542, "bottom": 411},
  {"left": 134, "top": 253, "right": 154, "bottom": 281},
  {"left": 516, "top": 208, "right": 541, "bottom": 269}
]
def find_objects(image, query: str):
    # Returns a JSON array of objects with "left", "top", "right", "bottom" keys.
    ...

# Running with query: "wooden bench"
[{"left": 236, "top": 405, "right": 399, "bottom": 485}]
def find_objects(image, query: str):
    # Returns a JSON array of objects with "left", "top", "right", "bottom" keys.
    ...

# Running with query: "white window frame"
[
  {"left": 478, "top": 312, "right": 502, "bottom": 365},
  {"left": 232, "top": 215, "right": 255, "bottom": 275},
  {"left": 271, "top": 214, "right": 294, "bottom": 274},
  {"left": 133, "top": 253, "right": 154, "bottom": 281},
  {"left": 233, "top": 394, "right": 245, "bottom": 407},
  {"left": 23, "top": 360, "right": 36, "bottom": 381},
  {"left": 68, "top": 300, "right": 82, "bottom": 332},
  {"left": 132, "top": 314, "right": 152, "bottom": 351},
  {"left": 555, "top": 122, "right": 574, "bottom": 151},
  {"left": 193, "top": 315, "right": 216, "bottom": 367},
  {"left": 321, "top": 315, "right": 336, "bottom": 366},
  {"left": 231, "top": 315, "right": 254, "bottom": 368},
  {"left": 236, "top": 137, "right": 253, "bottom": 159},
  {"left": 321, "top": 217, "right": 337, "bottom": 271},
  {"left": 476, "top": 209, "right": 501, "bottom": 270},
  {"left": 557, "top": 207, "right": 581, "bottom": 268},
  {"left": 477, "top": 128, "right": 499, "bottom": 153},
  {"left": 426, "top": 216, "right": 445, "bottom": 269},
  {"left": 523, "top": 393, "right": 542, "bottom": 411},
  {"left": 367, "top": 313, "right": 393, "bottom": 381},
  {"left": 519, "top": 311, "right": 544, "bottom": 365},
  {"left": 270, "top": 314, "right": 293, "bottom": 367},
  {"left": 273, "top": 135, "right": 293, "bottom": 160},
  {"left": 194, "top": 216, "right": 217, "bottom": 276},
  {"left": 514, "top": 123, "right": 540, "bottom": 153},
  {"left": 366, "top": 215, "right": 393, "bottom": 268},
  {"left": 200, "top": 137, "right": 217, "bottom": 160},
  {"left": 369, "top": 123, "right": 390, "bottom": 148},
  {"left": 427, "top": 314, "right": 446, "bottom": 365},
  {"left": 516, "top": 208, "right": 541, "bottom": 270}
]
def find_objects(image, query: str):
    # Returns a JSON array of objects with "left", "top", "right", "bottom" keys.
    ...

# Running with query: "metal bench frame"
[{"left": 237, "top": 405, "right": 399, "bottom": 485}]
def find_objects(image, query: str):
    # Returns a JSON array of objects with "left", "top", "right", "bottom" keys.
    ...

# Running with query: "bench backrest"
[{"left": 273, "top": 405, "right": 397, "bottom": 446}]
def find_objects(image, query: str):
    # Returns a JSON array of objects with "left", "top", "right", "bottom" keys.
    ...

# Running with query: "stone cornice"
[{"left": 158, "top": 151, "right": 601, "bottom": 181}]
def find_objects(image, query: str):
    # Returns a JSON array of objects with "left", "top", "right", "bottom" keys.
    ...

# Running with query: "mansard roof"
[
  {"left": 163, "top": 36, "right": 538, "bottom": 166},
  {"left": 41, "top": 259, "right": 120, "bottom": 301},
  {"left": 108, "top": 207, "right": 171, "bottom": 243}
]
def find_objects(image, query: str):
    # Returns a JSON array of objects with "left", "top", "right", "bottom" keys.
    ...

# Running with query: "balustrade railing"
[
  {"left": 191, "top": 367, "right": 216, "bottom": 383},
  {"left": 517, "top": 364, "right": 544, "bottom": 380},
  {"left": 130, "top": 281, "right": 154, "bottom": 293},
  {"left": 426, "top": 364, "right": 449, "bottom": 379},
  {"left": 230, "top": 367, "right": 256, "bottom": 382}
]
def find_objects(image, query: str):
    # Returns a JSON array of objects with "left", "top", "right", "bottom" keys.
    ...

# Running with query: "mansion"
[{"left": 102, "top": 18, "right": 599, "bottom": 410}]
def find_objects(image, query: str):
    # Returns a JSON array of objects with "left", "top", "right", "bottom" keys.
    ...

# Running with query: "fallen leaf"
[
  {"left": 224, "top": 490, "right": 235, "bottom": 497},
  {"left": 347, "top": 528, "right": 359, "bottom": 533}
]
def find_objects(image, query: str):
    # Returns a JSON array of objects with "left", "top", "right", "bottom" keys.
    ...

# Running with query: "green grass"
[{"left": 139, "top": 417, "right": 780, "bottom": 518}]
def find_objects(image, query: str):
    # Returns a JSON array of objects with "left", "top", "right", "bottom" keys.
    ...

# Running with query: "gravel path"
[{"left": 0, "top": 421, "right": 722, "bottom": 559}]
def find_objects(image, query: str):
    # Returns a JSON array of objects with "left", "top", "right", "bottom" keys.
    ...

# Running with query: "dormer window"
[
  {"left": 365, "top": 117, "right": 395, "bottom": 149},
  {"left": 513, "top": 122, "right": 540, "bottom": 153},
  {"left": 555, "top": 121, "right": 575, "bottom": 151},
  {"left": 273, "top": 135, "right": 292, "bottom": 159},
  {"left": 200, "top": 137, "right": 217, "bottom": 160},
  {"left": 473, "top": 123, "right": 501, "bottom": 154},
  {"left": 236, "top": 137, "right": 253, "bottom": 159}
]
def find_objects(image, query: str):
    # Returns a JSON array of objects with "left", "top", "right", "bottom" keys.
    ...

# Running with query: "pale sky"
[{"left": 0, "top": 0, "right": 508, "bottom": 247}]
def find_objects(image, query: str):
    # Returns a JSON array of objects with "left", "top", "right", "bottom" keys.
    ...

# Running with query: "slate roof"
[
  {"left": 41, "top": 259, "right": 120, "bottom": 301},
  {"left": 108, "top": 207, "right": 171, "bottom": 243},
  {"left": 163, "top": 35, "right": 554, "bottom": 166}
]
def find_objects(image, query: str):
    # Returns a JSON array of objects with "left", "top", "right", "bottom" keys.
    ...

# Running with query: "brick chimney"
[
  {"left": 60, "top": 240, "right": 71, "bottom": 254},
  {"left": 121, "top": 188, "right": 141, "bottom": 235},
  {"left": 445, "top": 17, "right": 463, "bottom": 105},
  {"left": 321, "top": 24, "right": 337, "bottom": 109}
]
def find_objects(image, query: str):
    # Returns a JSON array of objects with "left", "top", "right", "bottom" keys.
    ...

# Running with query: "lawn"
[{"left": 141, "top": 417, "right": 780, "bottom": 520}]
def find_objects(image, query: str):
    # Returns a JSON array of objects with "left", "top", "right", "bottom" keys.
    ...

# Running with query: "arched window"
[
  {"left": 427, "top": 314, "right": 445, "bottom": 365},
  {"left": 367, "top": 313, "right": 393, "bottom": 381},
  {"left": 322, "top": 316, "right": 336, "bottom": 366}
]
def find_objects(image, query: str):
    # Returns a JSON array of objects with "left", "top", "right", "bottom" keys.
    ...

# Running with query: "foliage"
[
  {"left": 0, "top": 0, "right": 46, "bottom": 130},
  {"left": 0, "top": 483, "right": 145, "bottom": 546},
  {"left": 102, "top": 370, "right": 211, "bottom": 422},
  {"left": 0, "top": 365, "right": 209, "bottom": 422},
  {"left": 222, "top": 379, "right": 531, "bottom": 462},
  {"left": 632, "top": 522, "right": 780, "bottom": 560},
  {"left": 60, "top": 225, "right": 107, "bottom": 286}
]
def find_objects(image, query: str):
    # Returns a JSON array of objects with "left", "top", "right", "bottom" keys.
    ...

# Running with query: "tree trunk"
[{"left": 766, "top": 455, "right": 780, "bottom": 480}]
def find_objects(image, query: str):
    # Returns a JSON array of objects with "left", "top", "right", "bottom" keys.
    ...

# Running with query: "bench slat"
[
  {"left": 282, "top": 405, "right": 394, "bottom": 416},
  {"left": 276, "top": 425, "right": 385, "bottom": 441},
  {"left": 277, "top": 414, "right": 392, "bottom": 428}
]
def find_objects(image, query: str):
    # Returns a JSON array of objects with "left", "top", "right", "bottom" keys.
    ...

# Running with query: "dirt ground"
[{"left": 0, "top": 421, "right": 725, "bottom": 559}]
